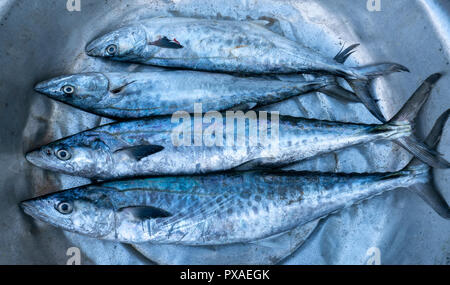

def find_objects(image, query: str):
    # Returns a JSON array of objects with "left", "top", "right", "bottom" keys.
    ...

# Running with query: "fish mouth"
[
  {"left": 20, "top": 199, "right": 42, "bottom": 220},
  {"left": 34, "top": 81, "right": 51, "bottom": 94},
  {"left": 85, "top": 39, "right": 108, "bottom": 57},
  {"left": 85, "top": 44, "right": 98, "bottom": 56},
  {"left": 34, "top": 79, "right": 64, "bottom": 97},
  {"left": 20, "top": 199, "right": 65, "bottom": 229}
]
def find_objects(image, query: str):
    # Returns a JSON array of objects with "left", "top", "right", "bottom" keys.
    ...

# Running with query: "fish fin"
[
  {"left": 118, "top": 206, "right": 173, "bottom": 220},
  {"left": 344, "top": 63, "right": 409, "bottom": 122},
  {"left": 228, "top": 102, "right": 259, "bottom": 111},
  {"left": 390, "top": 73, "right": 442, "bottom": 122},
  {"left": 394, "top": 137, "right": 450, "bottom": 169},
  {"left": 389, "top": 73, "right": 450, "bottom": 168},
  {"left": 316, "top": 43, "right": 361, "bottom": 103},
  {"left": 351, "top": 63, "right": 410, "bottom": 79},
  {"left": 233, "top": 158, "right": 278, "bottom": 171},
  {"left": 403, "top": 109, "right": 450, "bottom": 219},
  {"left": 409, "top": 183, "right": 450, "bottom": 219},
  {"left": 149, "top": 36, "right": 183, "bottom": 49},
  {"left": 333, "top": 43, "right": 360, "bottom": 64},
  {"left": 318, "top": 83, "right": 359, "bottom": 102},
  {"left": 346, "top": 79, "right": 387, "bottom": 122},
  {"left": 110, "top": 80, "right": 137, "bottom": 95},
  {"left": 114, "top": 145, "right": 165, "bottom": 161}
]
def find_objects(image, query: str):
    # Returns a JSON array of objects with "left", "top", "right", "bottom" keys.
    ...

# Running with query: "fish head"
[
  {"left": 25, "top": 134, "right": 114, "bottom": 179},
  {"left": 85, "top": 26, "right": 148, "bottom": 61},
  {"left": 21, "top": 186, "right": 116, "bottom": 238},
  {"left": 34, "top": 73, "right": 109, "bottom": 107}
]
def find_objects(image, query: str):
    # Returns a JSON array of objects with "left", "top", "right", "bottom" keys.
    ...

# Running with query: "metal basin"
[{"left": 0, "top": 0, "right": 449, "bottom": 264}]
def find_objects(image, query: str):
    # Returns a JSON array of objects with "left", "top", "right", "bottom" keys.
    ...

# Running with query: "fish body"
[
  {"left": 34, "top": 71, "right": 354, "bottom": 119},
  {"left": 86, "top": 17, "right": 353, "bottom": 76},
  {"left": 86, "top": 17, "right": 406, "bottom": 79},
  {"left": 20, "top": 164, "right": 440, "bottom": 245},
  {"left": 25, "top": 114, "right": 410, "bottom": 179}
]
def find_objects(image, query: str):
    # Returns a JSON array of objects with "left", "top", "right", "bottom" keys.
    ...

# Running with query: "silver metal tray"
[{"left": 0, "top": 0, "right": 449, "bottom": 264}]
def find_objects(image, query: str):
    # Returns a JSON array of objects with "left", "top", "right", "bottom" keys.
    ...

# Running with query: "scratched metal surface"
[{"left": 0, "top": 0, "right": 449, "bottom": 264}]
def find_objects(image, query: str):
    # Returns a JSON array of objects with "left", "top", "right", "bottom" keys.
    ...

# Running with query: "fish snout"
[
  {"left": 20, "top": 199, "right": 42, "bottom": 220},
  {"left": 85, "top": 39, "right": 107, "bottom": 57},
  {"left": 34, "top": 79, "right": 65, "bottom": 98},
  {"left": 20, "top": 198, "right": 51, "bottom": 222},
  {"left": 20, "top": 200, "right": 34, "bottom": 216},
  {"left": 34, "top": 81, "right": 51, "bottom": 94}
]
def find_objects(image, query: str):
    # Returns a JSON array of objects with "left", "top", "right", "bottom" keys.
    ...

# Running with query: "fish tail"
[
  {"left": 342, "top": 63, "right": 410, "bottom": 123},
  {"left": 387, "top": 73, "right": 450, "bottom": 169},
  {"left": 352, "top": 63, "right": 410, "bottom": 80},
  {"left": 403, "top": 108, "right": 450, "bottom": 219},
  {"left": 312, "top": 44, "right": 361, "bottom": 102}
]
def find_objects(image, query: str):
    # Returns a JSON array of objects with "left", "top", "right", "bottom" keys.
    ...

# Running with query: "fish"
[
  {"left": 24, "top": 74, "right": 449, "bottom": 180},
  {"left": 20, "top": 111, "right": 450, "bottom": 244},
  {"left": 33, "top": 71, "right": 357, "bottom": 119},
  {"left": 85, "top": 17, "right": 410, "bottom": 122}
]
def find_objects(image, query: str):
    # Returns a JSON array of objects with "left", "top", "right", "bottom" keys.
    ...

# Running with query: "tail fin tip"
[
  {"left": 390, "top": 72, "right": 443, "bottom": 123},
  {"left": 406, "top": 107, "right": 450, "bottom": 219},
  {"left": 410, "top": 184, "right": 450, "bottom": 219}
]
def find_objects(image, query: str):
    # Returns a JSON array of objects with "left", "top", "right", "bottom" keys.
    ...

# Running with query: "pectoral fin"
[
  {"left": 114, "top": 145, "right": 165, "bottom": 161},
  {"left": 118, "top": 206, "right": 173, "bottom": 220},
  {"left": 149, "top": 36, "right": 183, "bottom": 49},
  {"left": 110, "top": 81, "right": 136, "bottom": 95}
]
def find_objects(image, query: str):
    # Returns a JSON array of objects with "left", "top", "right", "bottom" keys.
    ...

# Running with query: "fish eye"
[
  {"left": 62, "top": 85, "right": 75, "bottom": 95},
  {"left": 106, "top": 44, "right": 117, "bottom": 55},
  {"left": 56, "top": 149, "right": 71, "bottom": 161},
  {"left": 56, "top": 201, "right": 73, "bottom": 215}
]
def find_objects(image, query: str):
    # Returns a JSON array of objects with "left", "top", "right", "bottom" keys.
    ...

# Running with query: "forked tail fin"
[
  {"left": 405, "top": 109, "right": 450, "bottom": 219},
  {"left": 334, "top": 43, "right": 410, "bottom": 122},
  {"left": 345, "top": 62, "right": 410, "bottom": 123},
  {"left": 316, "top": 44, "right": 360, "bottom": 102},
  {"left": 389, "top": 73, "right": 450, "bottom": 168}
]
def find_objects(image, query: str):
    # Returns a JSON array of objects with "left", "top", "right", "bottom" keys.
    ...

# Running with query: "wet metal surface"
[{"left": 0, "top": 0, "right": 449, "bottom": 264}]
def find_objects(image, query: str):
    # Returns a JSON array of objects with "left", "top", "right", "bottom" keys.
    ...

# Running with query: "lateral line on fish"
[
  {"left": 94, "top": 129, "right": 172, "bottom": 139},
  {"left": 99, "top": 106, "right": 161, "bottom": 112},
  {"left": 120, "top": 188, "right": 225, "bottom": 197},
  {"left": 150, "top": 55, "right": 249, "bottom": 60}
]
